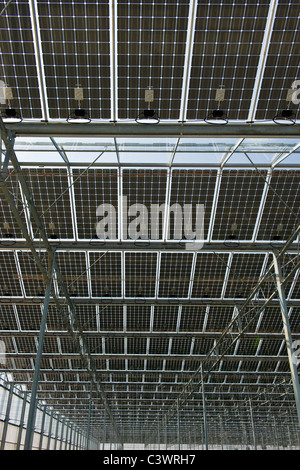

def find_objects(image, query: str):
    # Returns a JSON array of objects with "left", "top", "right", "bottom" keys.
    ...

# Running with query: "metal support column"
[
  {"left": 0, "top": 383, "right": 14, "bottom": 450},
  {"left": 273, "top": 253, "right": 300, "bottom": 426},
  {"left": 69, "top": 423, "right": 73, "bottom": 450},
  {"left": 249, "top": 399, "right": 257, "bottom": 450},
  {"left": 177, "top": 398, "right": 181, "bottom": 450},
  {"left": 103, "top": 408, "right": 106, "bottom": 450},
  {"left": 38, "top": 405, "right": 47, "bottom": 450},
  {"left": 24, "top": 252, "right": 55, "bottom": 450},
  {"left": 53, "top": 414, "right": 60, "bottom": 451},
  {"left": 59, "top": 419, "right": 65, "bottom": 450},
  {"left": 47, "top": 410, "right": 54, "bottom": 450},
  {"left": 158, "top": 421, "right": 160, "bottom": 450},
  {"left": 16, "top": 390, "right": 28, "bottom": 450},
  {"left": 201, "top": 365, "right": 208, "bottom": 450},
  {"left": 87, "top": 381, "right": 93, "bottom": 450},
  {"left": 65, "top": 422, "right": 70, "bottom": 450}
]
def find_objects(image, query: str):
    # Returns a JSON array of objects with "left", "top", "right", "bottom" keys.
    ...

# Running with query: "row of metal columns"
[{"left": 0, "top": 383, "right": 89, "bottom": 449}]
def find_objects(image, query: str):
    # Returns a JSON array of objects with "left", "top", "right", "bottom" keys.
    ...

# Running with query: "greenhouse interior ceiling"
[{"left": 0, "top": 0, "right": 299, "bottom": 451}]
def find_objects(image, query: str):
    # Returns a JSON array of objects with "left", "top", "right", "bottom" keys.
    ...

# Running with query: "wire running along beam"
[{"left": 4, "top": 122, "right": 300, "bottom": 137}]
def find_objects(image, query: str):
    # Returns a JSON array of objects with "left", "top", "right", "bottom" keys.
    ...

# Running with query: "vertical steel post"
[
  {"left": 78, "top": 429, "right": 82, "bottom": 450},
  {"left": 74, "top": 426, "right": 78, "bottom": 450},
  {"left": 53, "top": 414, "right": 60, "bottom": 451},
  {"left": 273, "top": 253, "right": 300, "bottom": 426},
  {"left": 24, "top": 252, "right": 55, "bottom": 450},
  {"left": 0, "top": 383, "right": 14, "bottom": 450},
  {"left": 177, "top": 399, "right": 181, "bottom": 450},
  {"left": 16, "top": 390, "right": 27, "bottom": 450},
  {"left": 65, "top": 422, "right": 70, "bottom": 450},
  {"left": 103, "top": 407, "right": 106, "bottom": 450},
  {"left": 219, "top": 416, "right": 224, "bottom": 450},
  {"left": 38, "top": 405, "right": 47, "bottom": 450},
  {"left": 165, "top": 420, "right": 168, "bottom": 450},
  {"left": 87, "top": 381, "right": 93, "bottom": 450},
  {"left": 158, "top": 421, "right": 160, "bottom": 450},
  {"left": 60, "top": 419, "right": 65, "bottom": 450},
  {"left": 249, "top": 399, "right": 257, "bottom": 450},
  {"left": 273, "top": 416, "right": 279, "bottom": 450},
  {"left": 201, "top": 365, "right": 208, "bottom": 450},
  {"left": 47, "top": 410, "right": 54, "bottom": 450},
  {"left": 69, "top": 423, "right": 73, "bottom": 450}
]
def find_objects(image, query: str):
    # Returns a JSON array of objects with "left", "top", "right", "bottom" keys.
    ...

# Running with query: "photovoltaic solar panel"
[
  {"left": 0, "top": 251, "right": 22, "bottom": 296},
  {"left": 191, "top": 252, "right": 229, "bottom": 298},
  {"left": 37, "top": 0, "right": 111, "bottom": 120},
  {"left": 169, "top": 169, "right": 217, "bottom": 240},
  {"left": 0, "top": 0, "right": 42, "bottom": 119},
  {"left": 73, "top": 168, "right": 119, "bottom": 240},
  {"left": 224, "top": 253, "right": 267, "bottom": 298},
  {"left": 126, "top": 305, "right": 151, "bottom": 331},
  {"left": 125, "top": 252, "right": 157, "bottom": 297},
  {"left": 0, "top": 169, "right": 28, "bottom": 240},
  {"left": 16, "top": 303, "right": 42, "bottom": 330},
  {"left": 0, "top": 304, "right": 18, "bottom": 330},
  {"left": 256, "top": 170, "right": 300, "bottom": 241},
  {"left": 22, "top": 168, "right": 74, "bottom": 239},
  {"left": 152, "top": 305, "right": 179, "bottom": 332},
  {"left": 122, "top": 169, "right": 168, "bottom": 241},
  {"left": 186, "top": 0, "right": 270, "bottom": 121},
  {"left": 55, "top": 251, "right": 89, "bottom": 298},
  {"left": 158, "top": 252, "right": 193, "bottom": 298},
  {"left": 205, "top": 305, "right": 235, "bottom": 332},
  {"left": 117, "top": 0, "right": 190, "bottom": 120},
  {"left": 17, "top": 250, "right": 47, "bottom": 297},
  {"left": 179, "top": 305, "right": 206, "bottom": 332},
  {"left": 89, "top": 251, "right": 122, "bottom": 297},
  {"left": 255, "top": 0, "right": 300, "bottom": 121},
  {"left": 212, "top": 169, "right": 267, "bottom": 241},
  {"left": 99, "top": 305, "right": 124, "bottom": 331}
]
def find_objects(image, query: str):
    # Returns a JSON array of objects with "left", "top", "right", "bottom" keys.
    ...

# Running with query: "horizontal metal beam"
[
  {"left": 1, "top": 330, "right": 296, "bottom": 339},
  {"left": 0, "top": 240, "right": 297, "bottom": 253},
  {"left": 5, "top": 122, "right": 300, "bottom": 138},
  {"left": 4, "top": 353, "right": 289, "bottom": 362}
]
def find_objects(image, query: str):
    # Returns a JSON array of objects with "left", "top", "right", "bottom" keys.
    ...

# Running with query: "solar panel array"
[
  {"left": 0, "top": 0, "right": 299, "bottom": 123},
  {"left": 0, "top": 0, "right": 300, "bottom": 449}
]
